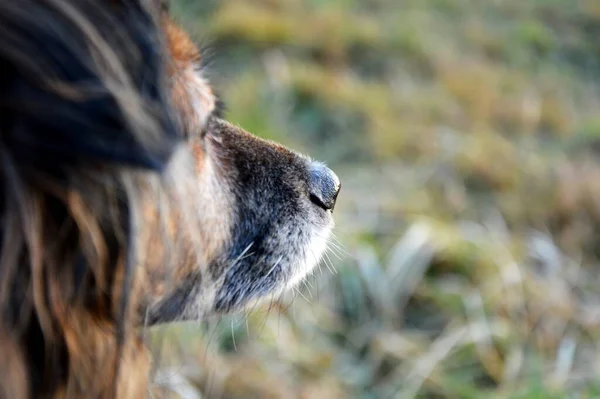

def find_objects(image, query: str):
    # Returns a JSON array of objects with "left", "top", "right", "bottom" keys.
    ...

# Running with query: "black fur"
[{"left": 0, "top": 0, "right": 179, "bottom": 174}]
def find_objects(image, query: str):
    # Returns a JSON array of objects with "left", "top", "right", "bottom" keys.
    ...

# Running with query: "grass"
[{"left": 153, "top": 0, "right": 600, "bottom": 397}]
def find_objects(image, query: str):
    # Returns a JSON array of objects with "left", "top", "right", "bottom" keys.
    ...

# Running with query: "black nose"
[{"left": 308, "top": 163, "right": 341, "bottom": 211}]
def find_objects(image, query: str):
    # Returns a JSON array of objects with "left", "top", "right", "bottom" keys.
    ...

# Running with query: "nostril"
[{"left": 308, "top": 163, "right": 341, "bottom": 211}]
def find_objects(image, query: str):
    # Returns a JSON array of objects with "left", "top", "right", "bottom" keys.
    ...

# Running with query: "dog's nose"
[{"left": 308, "top": 163, "right": 341, "bottom": 211}]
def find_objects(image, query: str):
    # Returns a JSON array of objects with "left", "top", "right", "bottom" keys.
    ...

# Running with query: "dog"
[{"left": 0, "top": 0, "right": 340, "bottom": 397}]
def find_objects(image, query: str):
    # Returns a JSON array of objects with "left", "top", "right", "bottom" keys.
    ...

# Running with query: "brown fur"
[{"left": 0, "top": 1, "right": 340, "bottom": 398}]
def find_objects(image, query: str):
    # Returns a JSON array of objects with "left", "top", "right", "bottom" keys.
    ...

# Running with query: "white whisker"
[
  {"left": 264, "top": 256, "right": 284, "bottom": 279},
  {"left": 294, "top": 286, "right": 311, "bottom": 303},
  {"left": 303, "top": 278, "right": 314, "bottom": 289},
  {"left": 229, "top": 242, "right": 254, "bottom": 268},
  {"left": 245, "top": 314, "right": 250, "bottom": 338},
  {"left": 323, "top": 250, "right": 337, "bottom": 274},
  {"left": 230, "top": 320, "right": 237, "bottom": 352},
  {"left": 302, "top": 280, "right": 314, "bottom": 299},
  {"left": 326, "top": 245, "right": 344, "bottom": 261}
]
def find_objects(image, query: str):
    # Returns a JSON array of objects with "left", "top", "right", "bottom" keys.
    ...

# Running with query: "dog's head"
[
  {"left": 144, "top": 7, "right": 341, "bottom": 322},
  {"left": 0, "top": 0, "right": 339, "bottom": 396}
]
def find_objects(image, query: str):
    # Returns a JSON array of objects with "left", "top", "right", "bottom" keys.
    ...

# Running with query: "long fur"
[
  {"left": 0, "top": 1, "right": 193, "bottom": 397},
  {"left": 0, "top": 1, "right": 340, "bottom": 397}
]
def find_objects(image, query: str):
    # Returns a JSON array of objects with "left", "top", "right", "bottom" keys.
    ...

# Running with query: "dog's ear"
[{"left": 0, "top": 0, "right": 180, "bottom": 176}]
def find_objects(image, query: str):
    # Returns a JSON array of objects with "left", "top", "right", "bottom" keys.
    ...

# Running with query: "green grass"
[{"left": 153, "top": 0, "right": 600, "bottom": 397}]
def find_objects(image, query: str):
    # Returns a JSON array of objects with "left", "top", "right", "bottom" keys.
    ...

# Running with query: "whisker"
[
  {"left": 329, "top": 234, "right": 350, "bottom": 257},
  {"left": 323, "top": 258, "right": 335, "bottom": 275},
  {"left": 202, "top": 319, "right": 221, "bottom": 365},
  {"left": 295, "top": 286, "right": 311, "bottom": 303},
  {"left": 230, "top": 319, "right": 237, "bottom": 352},
  {"left": 203, "top": 319, "right": 224, "bottom": 397},
  {"left": 264, "top": 256, "right": 284, "bottom": 280},
  {"left": 277, "top": 304, "right": 282, "bottom": 337},
  {"left": 245, "top": 314, "right": 250, "bottom": 338},
  {"left": 327, "top": 241, "right": 348, "bottom": 258},
  {"left": 229, "top": 242, "right": 254, "bottom": 268},
  {"left": 281, "top": 294, "right": 296, "bottom": 313},
  {"left": 244, "top": 294, "right": 264, "bottom": 329},
  {"left": 303, "top": 278, "right": 314, "bottom": 289},
  {"left": 257, "top": 302, "right": 272, "bottom": 337},
  {"left": 322, "top": 251, "right": 337, "bottom": 275},
  {"left": 326, "top": 245, "right": 344, "bottom": 261},
  {"left": 280, "top": 272, "right": 298, "bottom": 314},
  {"left": 302, "top": 280, "right": 314, "bottom": 300}
]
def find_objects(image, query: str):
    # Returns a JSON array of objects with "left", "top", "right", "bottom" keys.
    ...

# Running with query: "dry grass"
[{"left": 153, "top": 0, "right": 600, "bottom": 397}]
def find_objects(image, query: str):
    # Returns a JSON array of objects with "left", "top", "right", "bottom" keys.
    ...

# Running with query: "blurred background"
[{"left": 151, "top": 1, "right": 600, "bottom": 397}]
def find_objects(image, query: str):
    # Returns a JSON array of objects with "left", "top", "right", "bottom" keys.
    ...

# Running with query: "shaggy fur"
[{"left": 0, "top": 1, "right": 340, "bottom": 398}]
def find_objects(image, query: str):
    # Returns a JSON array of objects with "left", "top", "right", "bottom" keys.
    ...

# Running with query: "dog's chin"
[
  {"left": 211, "top": 213, "right": 334, "bottom": 314},
  {"left": 245, "top": 223, "right": 333, "bottom": 312},
  {"left": 284, "top": 224, "right": 331, "bottom": 290},
  {"left": 144, "top": 213, "right": 333, "bottom": 324}
]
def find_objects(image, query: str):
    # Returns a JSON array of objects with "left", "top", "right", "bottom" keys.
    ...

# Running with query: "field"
[{"left": 151, "top": 1, "right": 600, "bottom": 397}]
